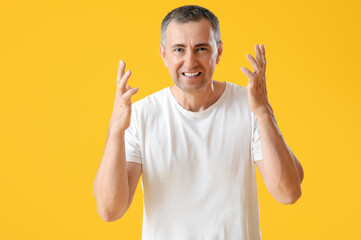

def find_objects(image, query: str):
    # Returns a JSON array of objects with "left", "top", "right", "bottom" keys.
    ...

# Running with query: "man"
[{"left": 93, "top": 5, "right": 304, "bottom": 240}]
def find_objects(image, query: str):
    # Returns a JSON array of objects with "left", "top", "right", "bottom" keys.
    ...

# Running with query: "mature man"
[{"left": 93, "top": 5, "right": 304, "bottom": 240}]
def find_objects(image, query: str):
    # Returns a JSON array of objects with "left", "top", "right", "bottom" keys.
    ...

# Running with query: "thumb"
[
  {"left": 241, "top": 67, "right": 254, "bottom": 81},
  {"left": 122, "top": 87, "right": 139, "bottom": 102}
]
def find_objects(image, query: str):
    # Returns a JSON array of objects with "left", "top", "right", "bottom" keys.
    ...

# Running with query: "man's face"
[{"left": 160, "top": 18, "right": 223, "bottom": 93}]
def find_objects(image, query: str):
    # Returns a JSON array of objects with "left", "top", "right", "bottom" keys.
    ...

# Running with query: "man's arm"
[
  {"left": 93, "top": 132, "right": 142, "bottom": 221},
  {"left": 93, "top": 60, "right": 140, "bottom": 221},
  {"left": 241, "top": 44, "right": 303, "bottom": 204},
  {"left": 254, "top": 113, "right": 303, "bottom": 204}
]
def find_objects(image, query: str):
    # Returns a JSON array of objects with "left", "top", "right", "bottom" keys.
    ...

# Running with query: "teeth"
[{"left": 184, "top": 72, "right": 200, "bottom": 77}]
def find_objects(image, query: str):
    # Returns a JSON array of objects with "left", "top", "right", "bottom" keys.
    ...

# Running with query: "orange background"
[{"left": 1, "top": 0, "right": 360, "bottom": 239}]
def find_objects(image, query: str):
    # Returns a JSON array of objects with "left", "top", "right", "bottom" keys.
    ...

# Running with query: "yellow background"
[{"left": 1, "top": 0, "right": 360, "bottom": 239}]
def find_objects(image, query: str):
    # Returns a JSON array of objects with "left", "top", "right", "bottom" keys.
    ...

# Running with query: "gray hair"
[{"left": 160, "top": 5, "right": 221, "bottom": 48}]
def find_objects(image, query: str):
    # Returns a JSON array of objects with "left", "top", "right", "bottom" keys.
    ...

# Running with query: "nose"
[{"left": 183, "top": 50, "right": 198, "bottom": 70}]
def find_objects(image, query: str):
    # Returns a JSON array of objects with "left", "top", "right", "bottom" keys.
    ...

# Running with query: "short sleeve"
[
  {"left": 251, "top": 113, "right": 263, "bottom": 161},
  {"left": 124, "top": 108, "right": 142, "bottom": 164}
]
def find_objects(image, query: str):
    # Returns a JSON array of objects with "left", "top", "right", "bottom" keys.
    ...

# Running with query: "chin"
[
  {"left": 173, "top": 72, "right": 212, "bottom": 93},
  {"left": 174, "top": 80, "right": 209, "bottom": 94}
]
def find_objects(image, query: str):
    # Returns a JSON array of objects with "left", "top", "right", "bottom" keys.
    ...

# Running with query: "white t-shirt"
[{"left": 125, "top": 81, "right": 263, "bottom": 240}]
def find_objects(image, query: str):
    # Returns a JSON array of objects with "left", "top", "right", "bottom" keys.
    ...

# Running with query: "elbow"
[
  {"left": 98, "top": 206, "right": 127, "bottom": 222},
  {"left": 94, "top": 193, "right": 129, "bottom": 222},
  {"left": 100, "top": 213, "right": 122, "bottom": 223},
  {"left": 93, "top": 185, "right": 130, "bottom": 222},
  {"left": 278, "top": 189, "right": 302, "bottom": 205},
  {"left": 99, "top": 212, "right": 117, "bottom": 222},
  {"left": 269, "top": 182, "right": 302, "bottom": 205}
]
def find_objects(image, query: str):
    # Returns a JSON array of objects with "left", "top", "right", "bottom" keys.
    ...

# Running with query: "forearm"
[
  {"left": 257, "top": 112, "right": 302, "bottom": 202},
  {"left": 93, "top": 128, "right": 129, "bottom": 220}
]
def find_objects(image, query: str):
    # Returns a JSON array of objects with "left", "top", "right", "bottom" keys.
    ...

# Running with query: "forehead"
[{"left": 165, "top": 18, "right": 215, "bottom": 46}]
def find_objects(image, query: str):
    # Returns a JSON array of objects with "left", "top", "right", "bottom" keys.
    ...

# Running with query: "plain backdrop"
[{"left": 1, "top": 0, "right": 360, "bottom": 239}]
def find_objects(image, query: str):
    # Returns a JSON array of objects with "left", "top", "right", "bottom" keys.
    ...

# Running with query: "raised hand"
[
  {"left": 241, "top": 44, "right": 273, "bottom": 118},
  {"left": 109, "top": 60, "right": 139, "bottom": 134}
]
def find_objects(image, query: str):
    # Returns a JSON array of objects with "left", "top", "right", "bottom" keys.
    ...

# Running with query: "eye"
[
  {"left": 174, "top": 48, "right": 183, "bottom": 52},
  {"left": 197, "top": 47, "right": 207, "bottom": 51}
]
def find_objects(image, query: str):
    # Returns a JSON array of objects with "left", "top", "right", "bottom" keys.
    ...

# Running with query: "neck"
[{"left": 170, "top": 80, "right": 226, "bottom": 112}]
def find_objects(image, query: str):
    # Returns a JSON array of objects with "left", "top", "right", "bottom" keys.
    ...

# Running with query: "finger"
[
  {"left": 255, "top": 44, "right": 263, "bottom": 69},
  {"left": 241, "top": 67, "right": 255, "bottom": 81},
  {"left": 122, "top": 87, "right": 139, "bottom": 102},
  {"left": 260, "top": 44, "right": 266, "bottom": 71},
  {"left": 126, "top": 85, "right": 131, "bottom": 90},
  {"left": 116, "top": 60, "right": 126, "bottom": 87},
  {"left": 117, "top": 70, "right": 131, "bottom": 94},
  {"left": 246, "top": 54, "right": 261, "bottom": 72}
]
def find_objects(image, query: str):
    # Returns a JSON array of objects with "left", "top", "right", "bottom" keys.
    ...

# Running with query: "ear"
[
  {"left": 216, "top": 41, "right": 223, "bottom": 64},
  {"left": 159, "top": 44, "right": 168, "bottom": 67}
]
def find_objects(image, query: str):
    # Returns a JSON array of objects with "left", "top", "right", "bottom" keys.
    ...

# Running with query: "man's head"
[
  {"left": 160, "top": 5, "right": 223, "bottom": 93},
  {"left": 160, "top": 5, "right": 221, "bottom": 49}
]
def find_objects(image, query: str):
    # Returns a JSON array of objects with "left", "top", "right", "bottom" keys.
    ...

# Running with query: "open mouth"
[{"left": 182, "top": 72, "right": 201, "bottom": 78}]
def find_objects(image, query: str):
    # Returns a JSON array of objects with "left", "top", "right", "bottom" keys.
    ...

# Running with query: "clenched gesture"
[
  {"left": 109, "top": 60, "right": 139, "bottom": 134},
  {"left": 241, "top": 44, "right": 273, "bottom": 117}
]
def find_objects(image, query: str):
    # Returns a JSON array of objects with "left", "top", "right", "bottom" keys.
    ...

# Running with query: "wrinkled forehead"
[{"left": 165, "top": 19, "right": 216, "bottom": 47}]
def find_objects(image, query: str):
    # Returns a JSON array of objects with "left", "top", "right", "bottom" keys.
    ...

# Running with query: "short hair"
[{"left": 160, "top": 5, "right": 221, "bottom": 48}]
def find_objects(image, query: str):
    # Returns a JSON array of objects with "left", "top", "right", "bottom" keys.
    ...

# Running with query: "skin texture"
[
  {"left": 160, "top": 19, "right": 221, "bottom": 94},
  {"left": 160, "top": 18, "right": 225, "bottom": 112}
]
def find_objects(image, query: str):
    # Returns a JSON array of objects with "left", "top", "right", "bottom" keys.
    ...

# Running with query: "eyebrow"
[{"left": 170, "top": 43, "right": 211, "bottom": 48}]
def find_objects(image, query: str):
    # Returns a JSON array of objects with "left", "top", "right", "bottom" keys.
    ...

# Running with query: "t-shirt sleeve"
[
  {"left": 124, "top": 108, "right": 142, "bottom": 164},
  {"left": 251, "top": 113, "right": 263, "bottom": 161}
]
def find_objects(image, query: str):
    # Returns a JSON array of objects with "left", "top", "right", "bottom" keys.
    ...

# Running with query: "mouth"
[{"left": 181, "top": 72, "right": 202, "bottom": 79}]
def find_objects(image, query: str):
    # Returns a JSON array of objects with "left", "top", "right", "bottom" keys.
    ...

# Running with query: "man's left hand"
[{"left": 241, "top": 44, "right": 273, "bottom": 118}]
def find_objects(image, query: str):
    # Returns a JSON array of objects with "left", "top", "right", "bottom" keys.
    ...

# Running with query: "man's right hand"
[{"left": 109, "top": 60, "right": 139, "bottom": 134}]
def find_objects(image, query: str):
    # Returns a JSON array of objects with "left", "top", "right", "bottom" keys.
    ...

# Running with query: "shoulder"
[
  {"left": 133, "top": 87, "right": 168, "bottom": 108},
  {"left": 222, "top": 82, "right": 252, "bottom": 121},
  {"left": 131, "top": 87, "right": 170, "bottom": 118},
  {"left": 223, "top": 82, "right": 248, "bottom": 103},
  {"left": 226, "top": 81, "right": 247, "bottom": 95}
]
